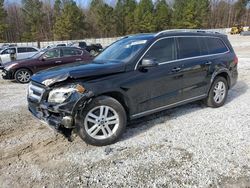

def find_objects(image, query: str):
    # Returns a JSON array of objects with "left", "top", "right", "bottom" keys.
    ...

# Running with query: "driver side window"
[
  {"left": 43, "top": 49, "right": 60, "bottom": 59},
  {"left": 144, "top": 38, "right": 176, "bottom": 63},
  {"left": 1, "top": 49, "right": 9, "bottom": 54}
]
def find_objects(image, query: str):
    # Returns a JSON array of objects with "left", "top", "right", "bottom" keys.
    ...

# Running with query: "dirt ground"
[{"left": 0, "top": 35, "right": 250, "bottom": 187}]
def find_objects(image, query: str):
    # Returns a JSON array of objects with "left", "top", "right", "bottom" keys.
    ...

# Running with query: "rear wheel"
[
  {"left": 14, "top": 68, "right": 32, "bottom": 84},
  {"left": 205, "top": 76, "right": 228, "bottom": 108},
  {"left": 77, "top": 96, "right": 127, "bottom": 146}
]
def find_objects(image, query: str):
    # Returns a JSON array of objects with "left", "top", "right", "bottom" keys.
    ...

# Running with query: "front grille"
[{"left": 28, "top": 82, "right": 45, "bottom": 102}]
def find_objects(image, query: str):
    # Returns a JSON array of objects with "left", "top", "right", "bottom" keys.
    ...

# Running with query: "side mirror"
[
  {"left": 139, "top": 58, "right": 158, "bottom": 69},
  {"left": 39, "top": 56, "right": 46, "bottom": 61}
]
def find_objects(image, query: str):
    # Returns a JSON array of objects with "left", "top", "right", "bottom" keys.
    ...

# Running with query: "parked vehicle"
[
  {"left": 27, "top": 30, "right": 238, "bottom": 146},
  {"left": 0, "top": 46, "right": 39, "bottom": 65},
  {"left": 230, "top": 26, "right": 243, "bottom": 35},
  {"left": 70, "top": 41, "right": 103, "bottom": 56},
  {"left": 2, "top": 47, "right": 92, "bottom": 83},
  {"left": 45, "top": 43, "right": 67, "bottom": 49},
  {"left": 1, "top": 44, "right": 17, "bottom": 49}
]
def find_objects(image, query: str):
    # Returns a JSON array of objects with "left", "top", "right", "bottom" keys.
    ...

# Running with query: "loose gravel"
[{"left": 0, "top": 35, "right": 250, "bottom": 188}]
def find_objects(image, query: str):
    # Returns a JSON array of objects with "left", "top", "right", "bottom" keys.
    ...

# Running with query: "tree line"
[{"left": 0, "top": 0, "right": 249, "bottom": 43}]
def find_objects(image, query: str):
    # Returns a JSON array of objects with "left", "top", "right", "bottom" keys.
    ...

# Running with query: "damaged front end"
[{"left": 27, "top": 81, "right": 94, "bottom": 140}]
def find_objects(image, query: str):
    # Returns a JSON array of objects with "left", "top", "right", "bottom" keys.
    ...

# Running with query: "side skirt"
[{"left": 130, "top": 94, "right": 207, "bottom": 119}]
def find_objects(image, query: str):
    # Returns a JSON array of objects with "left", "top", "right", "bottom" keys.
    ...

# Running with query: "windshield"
[
  {"left": 95, "top": 37, "right": 151, "bottom": 63},
  {"left": 31, "top": 49, "right": 46, "bottom": 59}
]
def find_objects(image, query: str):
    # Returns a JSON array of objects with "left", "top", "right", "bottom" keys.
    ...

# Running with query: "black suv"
[{"left": 27, "top": 30, "right": 238, "bottom": 146}]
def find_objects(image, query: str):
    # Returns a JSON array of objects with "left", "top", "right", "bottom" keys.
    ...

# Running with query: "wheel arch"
[
  {"left": 211, "top": 70, "right": 231, "bottom": 89},
  {"left": 101, "top": 91, "right": 130, "bottom": 118},
  {"left": 14, "top": 67, "right": 33, "bottom": 76}
]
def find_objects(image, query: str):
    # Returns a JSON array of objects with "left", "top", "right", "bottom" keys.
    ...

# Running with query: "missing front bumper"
[
  {"left": 28, "top": 90, "right": 94, "bottom": 139},
  {"left": 2, "top": 69, "right": 14, "bottom": 79},
  {"left": 28, "top": 102, "right": 73, "bottom": 129}
]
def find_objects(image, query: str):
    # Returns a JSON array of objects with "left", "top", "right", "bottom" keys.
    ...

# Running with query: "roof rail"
[{"left": 155, "top": 29, "right": 222, "bottom": 37}]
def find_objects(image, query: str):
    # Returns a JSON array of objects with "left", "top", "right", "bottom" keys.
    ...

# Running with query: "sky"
[{"left": 5, "top": 0, "right": 119, "bottom": 8}]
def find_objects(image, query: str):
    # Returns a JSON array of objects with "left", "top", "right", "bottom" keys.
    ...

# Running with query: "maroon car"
[{"left": 1, "top": 47, "right": 92, "bottom": 83}]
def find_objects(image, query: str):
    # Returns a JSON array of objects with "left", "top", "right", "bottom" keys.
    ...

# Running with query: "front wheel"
[
  {"left": 205, "top": 76, "right": 228, "bottom": 108},
  {"left": 14, "top": 68, "right": 32, "bottom": 84},
  {"left": 77, "top": 96, "right": 127, "bottom": 146}
]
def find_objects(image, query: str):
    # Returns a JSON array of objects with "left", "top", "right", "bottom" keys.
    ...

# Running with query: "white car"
[
  {"left": 0, "top": 47, "right": 39, "bottom": 65},
  {"left": 44, "top": 43, "right": 67, "bottom": 49}
]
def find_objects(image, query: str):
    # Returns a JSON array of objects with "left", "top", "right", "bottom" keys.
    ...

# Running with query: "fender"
[
  {"left": 72, "top": 91, "right": 95, "bottom": 117},
  {"left": 210, "top": 68, "right": 231, "bottom": 89}
]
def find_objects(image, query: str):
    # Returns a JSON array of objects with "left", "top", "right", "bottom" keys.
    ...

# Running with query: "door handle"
[
  {"left": 205, "top": 61, "right": 212, "bottom": 65},
  {"left": 75, "top": 58, "right": 82, "bottom": 61},
  {"left": 55, "top": 61, "right": 62, "bottom": 63},
  {"left": 172, "top": 67, "right": 181, "bottom": 72}
]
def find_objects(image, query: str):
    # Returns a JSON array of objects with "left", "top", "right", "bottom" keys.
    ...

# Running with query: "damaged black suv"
[{"left": 28, "top": 30, "right": 238, "bottom": 146}]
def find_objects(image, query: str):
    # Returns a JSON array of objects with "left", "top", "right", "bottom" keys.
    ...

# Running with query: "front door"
[
  {"left": 127, "top": 38, "right": 185, "bottom": 116},
  {"left": 0, "top": 48, "right": 16, "bottom": 64},
  {"left": 34, "top": 48, "right": 62, "bottom": 72}
]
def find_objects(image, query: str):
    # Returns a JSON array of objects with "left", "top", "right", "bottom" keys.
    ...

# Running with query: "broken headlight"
[{"left": 48, "top": 84, "right": 85, "bottom": 103}]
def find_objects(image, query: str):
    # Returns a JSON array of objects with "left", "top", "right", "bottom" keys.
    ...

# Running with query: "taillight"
[{"left": 234, "top": 56, "right": 238, "bottom": 65}]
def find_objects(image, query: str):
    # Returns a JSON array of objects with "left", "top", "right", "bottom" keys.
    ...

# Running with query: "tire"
[
  {"left": 77, "top": 96, "right": 127, "bottom": 146},
  {"left": 14, "top": 68, "right": 32, "bottom": 84},
  {"left": 205, "top": 76, "right": 228, "bottom": 108}
]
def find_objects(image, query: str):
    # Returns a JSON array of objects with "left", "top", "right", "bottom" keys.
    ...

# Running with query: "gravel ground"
[{"left": 0, "top": 35, "right": 250, "bottom": 188}]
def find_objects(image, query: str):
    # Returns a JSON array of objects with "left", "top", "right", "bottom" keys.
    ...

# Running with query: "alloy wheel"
[
  {"left": 213, "top": 81, "right": 226, "bottom": 104},
  {"left": 17, "top": 70, "right": 31, "bottom": 83},
  {"left": 84, "top": 105, "right": 120, "bottom": 140}
]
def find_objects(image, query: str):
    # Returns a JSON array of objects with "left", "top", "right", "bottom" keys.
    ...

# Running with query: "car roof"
[
  {"left": 49, "top": 46, "right": 82, "bottom": 50},
  {"left": 128, "top": 29, "right": 226, "bottom": 40}
]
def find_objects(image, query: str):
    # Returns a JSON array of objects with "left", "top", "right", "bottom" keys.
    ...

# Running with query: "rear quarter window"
[
  {"left": 75, "top": 49, "right": 83, "bottom": 55},
  {"left": 206, "top": 38, "right": 228, "bottom": 54},
  {"left": 177, "top": 37, "right": 201, "bottom": 59}
]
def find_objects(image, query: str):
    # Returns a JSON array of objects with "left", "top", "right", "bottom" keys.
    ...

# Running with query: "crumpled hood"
[{"left": 31, "top": 60, "right": 126, "bottom": 86}]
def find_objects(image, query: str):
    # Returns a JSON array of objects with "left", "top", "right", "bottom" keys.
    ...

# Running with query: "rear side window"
[
  {"left": 177, "top": 37, "right": 201, "bottom": 59},
  {"left": 17, "top": 47, "right": 26, "bottom": 53},
  {"left": 198, "top": 38, "right": 209, "bottom": 55},
  {"left": 206, "top": 38, "right": 228, "bottom": 54},
  {"left": 144, "top": 38, "right": 176, "bottom": 63},
  {"left": 57, "top": 44, "right": 66, "bottom": 47},
  {"left": 62, "top": 48, "right": 82, "bottom": 57},
  {"left": 26, "top": 47, "right": 38, "bottom": 52},
  {"left": 75, "top": 49, "right": 83, "bottom": 55}
]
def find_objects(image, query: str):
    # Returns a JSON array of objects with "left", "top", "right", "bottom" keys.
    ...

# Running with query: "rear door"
[
  {"left": 176, "top": 37, "right": 211, "bottom": 100},
  {"left": 61, "top": 48, "right": 85, "bottom": 64},
  {"left": 17, "top": 47, "right": 28, "bottom": 60}
]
